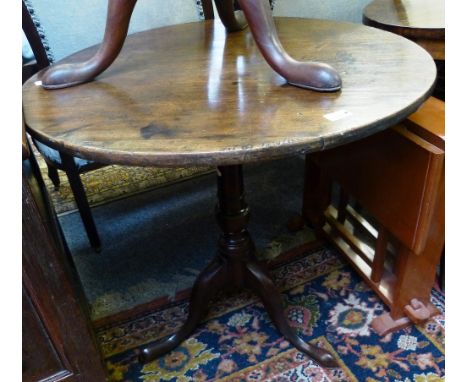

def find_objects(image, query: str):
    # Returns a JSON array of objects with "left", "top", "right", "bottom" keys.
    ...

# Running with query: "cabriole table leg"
[
  {"left": 139, "top": 257, "right": 228, "bottom": 362},
  {"left": 40, "top": 0, "right": 341, "bottom": 92},
  {"left": 40, "top": 0, "right": 137, "bottom": 89},
  {"left": 139, "top": 165, "right": 338, "bottom": 368},
  {"left": 236, "top": 0, "right": 342, "bottom": 91}
]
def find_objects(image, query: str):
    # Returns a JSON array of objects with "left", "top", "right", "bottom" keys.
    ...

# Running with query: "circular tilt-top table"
[
  {"left": 23, "top": 18, "right": 436, "bottom": 368},
  {"left": 363, "top": 0, "right": 444, "bottom": 59},
  {"left": 363, "top": 0, "right": 444, "bottom": 99}
]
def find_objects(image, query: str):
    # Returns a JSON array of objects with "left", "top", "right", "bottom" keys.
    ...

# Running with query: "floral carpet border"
[{"left": 99, "top": 246, "right": 445, "bottom": 382}]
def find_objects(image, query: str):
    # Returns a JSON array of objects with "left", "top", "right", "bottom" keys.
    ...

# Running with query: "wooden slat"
[
  {"left": 371, "top": 228, "right": 388, "bottom": 283},
  {"left": 323, "top": 223, "right": 395, "bottom": 306},
  {"left": 324, "top": 207, "right": 374, "bottom": 266},
  {"left": 404, "top": 96, "right": 445, "bottom": 150},
  {"left": 337, "top": 188, "right": 349, "bottom": 223},
  {"left": 345, "top": 204, "right": 378, "bottom": 239},
  {"left": 315, "top": 125, "right": 444, "bottom": 254}
]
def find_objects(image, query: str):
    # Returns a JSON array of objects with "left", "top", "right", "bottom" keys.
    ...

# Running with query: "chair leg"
[
  {"left": 302, "top": 153, "right": 331, "bottom": 235},
  {"left": 40, "top": 0, "right": 137, "bottom": 89},
  {"left": 60, "top": 153, "right": 101, "bottom": 252},
  {"left": 439, "top": 249, "right": 445, "bottom": 291},
  {"left": 47, "top": 163, "right": 60, "bottom": 189}
]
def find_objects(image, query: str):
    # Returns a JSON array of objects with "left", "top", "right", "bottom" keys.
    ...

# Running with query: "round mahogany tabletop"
[
  {"left": 363, "top": 0, "right": 445, "bottom": 40},
  {"left": 23, "top": 18, "right": 436, "bottom": 167}
]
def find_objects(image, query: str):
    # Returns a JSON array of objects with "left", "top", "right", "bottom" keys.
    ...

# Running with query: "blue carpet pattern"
[
  {"left": 60, "top": 157, "right": 311, "bottom": 319},
  {"left": 99, "top": 246, "right": 444, "bottom": 382}
]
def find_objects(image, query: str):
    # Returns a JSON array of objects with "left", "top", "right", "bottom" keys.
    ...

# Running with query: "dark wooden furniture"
[
  {"left": 23, "top": 120, "right": 107, "bottom": 381},
  {"left": 302, "top": 96, "right": 444, "bottom": 335},
  {"left": 22, "top": 0, "right": 215, "bottom": 251},
  {"left": 363, "top": 0, "right": 445, "bottom": 99},
  {"left": 22, "top": 0, "right": 106, "bottom": 251},
  {"left": 298, "top": 0, "right": 446, "bottom": 335},
  {"left": 35, "top": 0, "right": 341, "bottom": 92},
  {"left": 23, "top": 19, "right": 436, "bottom": 367}
]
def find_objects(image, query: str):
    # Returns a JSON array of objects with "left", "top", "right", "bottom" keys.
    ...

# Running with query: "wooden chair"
[
  {"left": 302, "top": 97, "right": 444, "bottom": 334},
  {"left": 22, "top": 0, "right": 214, "bottom": 251}
]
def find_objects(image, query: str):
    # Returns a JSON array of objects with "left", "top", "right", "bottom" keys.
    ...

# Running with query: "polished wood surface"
[
  {"left": 363, "top": 0, "right": 444, "bottom": 39},
  {"left": 404, "top": 96, "right": 444, "bottom": 149},
  {"left": 24, "top": 19, "right": 435, "bottom": 167},
  {"left": 234, "top": 0, "right": 342, "bottom": 91},
  {"left": 140, "top": 165, "right": 338, "bottom": 367},
  {"left": 23, "top": 154, "right": 107, "bottom": 381},
  {"left": 363, "top": 0, "right": 445, "bottom": 60},
  {"left": 34, "top": 0, "right": 214, "bottom": 89},
  {"left": 21, "top": 18, "right": 105, "bottom": 251},
  {"left": 23, "top": 17, "right": 436, "bottom": 368},
  {"left": 39, "top": 0, "right": 138, "bottom": 89},
  {"left": 414, "top": 39, "right": 444, "bottom": 61},
  {"left": 37, "top": 0, "right": 341, "bottom": 92},
  {"left": 302, "top": 97, "right": 445, "bottom": 335},
  {"left": 312, "top": 124, "right": 444, "bottom": 255}
]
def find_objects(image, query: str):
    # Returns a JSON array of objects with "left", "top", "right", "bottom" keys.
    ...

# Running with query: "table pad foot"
[
  {"left": 226, "top": 0, "right": 342, "bottom": 92},
  {"left": 245, "top": 261, "right": 339, "bottom": 368},
  {"left": 138, "top": 257, "right": 227, "bottom": 363},
  {"left": 40, "top": 0, "right": 137, "bottom": 89},
  {"left": 40, "top": 0, "right": 341, "bottom": 92}
]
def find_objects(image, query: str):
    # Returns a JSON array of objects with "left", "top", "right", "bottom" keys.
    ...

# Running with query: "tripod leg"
[
  {"left": 238, "top": 0, "right": 342, "bottom": 92},
  {"left": 41, "top": 0, "right": 138, "bottom": 89},
  {"left": 214, "top": 0, "right": 248, "bottom": 32},
  {"left": 245, "top": 261, "right": 339, "bottom": 367},
  {"left": 139, "top": 258, "right": 228, "bottom": 363}
]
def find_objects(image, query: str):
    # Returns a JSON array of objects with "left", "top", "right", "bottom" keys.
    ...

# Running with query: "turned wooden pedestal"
[{"left": 139, "top": 165, "right": 337, "bottom": 366}]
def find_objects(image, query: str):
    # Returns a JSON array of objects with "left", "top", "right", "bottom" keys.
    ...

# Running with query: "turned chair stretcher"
[{"left": 302, "top": 97, "right": 444, "bottom": 335}]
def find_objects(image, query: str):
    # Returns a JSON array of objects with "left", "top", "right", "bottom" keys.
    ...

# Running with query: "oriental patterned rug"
[{"left": 99, "top": 245, "right": 445, "bottom": 382}]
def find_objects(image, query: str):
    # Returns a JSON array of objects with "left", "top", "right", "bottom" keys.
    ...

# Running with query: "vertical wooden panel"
[
  {"left": 371, "top": 228, "right": 388, "bottom": 283},
  {"left": 22, "top": 156, "right": 107, "bottom": 382}
]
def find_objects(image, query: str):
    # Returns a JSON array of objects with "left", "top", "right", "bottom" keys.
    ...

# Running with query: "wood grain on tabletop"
[
  {"left": 23, "top": 19, "right": 436, "bottom": 167},
  {"left": 363, "top": 0, "right": 445, "bottom": 40}
]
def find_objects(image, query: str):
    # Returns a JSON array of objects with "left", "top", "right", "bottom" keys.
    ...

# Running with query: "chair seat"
[{"left": 34, "top": 139, "right": 93, "bottom": 170}]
